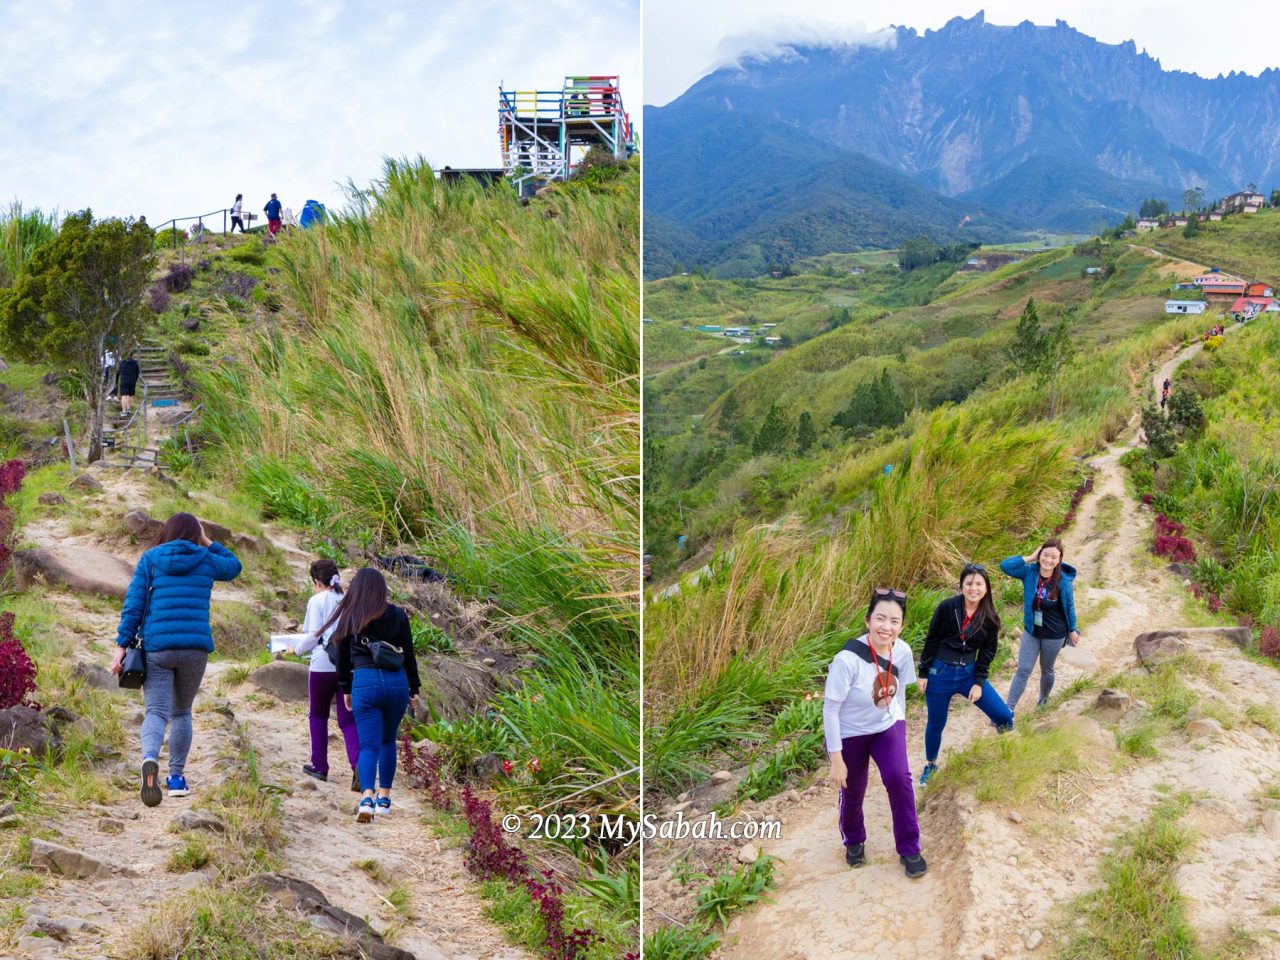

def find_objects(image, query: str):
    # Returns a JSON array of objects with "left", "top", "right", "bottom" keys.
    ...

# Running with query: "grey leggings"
[
  {"left": 1007, "top": 630, "right": 1066, "bottom": 710},
  {"left": 140, "top": 649, "right": 209, "bottom": 776}
]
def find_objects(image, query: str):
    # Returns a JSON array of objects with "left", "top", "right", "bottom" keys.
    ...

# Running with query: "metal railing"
[{"left": 148, "top": 207, "right": 261, "bottom": 258}]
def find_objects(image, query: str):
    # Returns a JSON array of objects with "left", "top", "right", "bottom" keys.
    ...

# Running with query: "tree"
[
  {"left": 0, "top": 210, "right": 153, "bottom": 462},
  {"left": 1167, "top": 389, "right": 1205, "bottom": 437},
  {"left": 1183, "top": 216, "right": 1200, "bottom": 238},
  {"left": 1270, "top": 188, "right": 1280, "bottom": 208},
  {"left": 796, "top": 411, "right": 816, "bottom": 454},
  {"left": 1008, "top": 298, "right": 1046, "bottom": 371},
  {"left": 832, "top": 368, "right": 905, "bottom": 436},
  {"left": 898, "top": 236, "right": 941, "bottom": 272},
  {"left": 752, "top": 404, "right": 791, "bottom": 456},
  {"left": 1193, "top": 186, "right": 1206, "bottom": 211},
  {"left": 718, "top": 392, "right": 745, "bottom": 446},
  {"left": 1042, "top": 315, "right": 1076, "bottom": 419},
  {"left": 1139, "top": 197, "right": 1169, "bottom": 219}
]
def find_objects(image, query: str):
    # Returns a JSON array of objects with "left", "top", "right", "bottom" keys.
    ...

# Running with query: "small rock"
[
  {"left": 1026, "top": 930, "right": 1044, "bottom": 950},
  {"left": 72, "top": 661, "right": 119, "bottom": 691},
  {"left": 410, "top": 737, "right": 441, "bottom": 757},
  {"left": 122, "top": 509, "right": 163, "bottom": 541},
  {"left": 299, "top": 779, "right": 318, "bottom": 792},
  {"left": 1185, "top": 717, "right": 1224, "bottom": 737},
  {"left": 1094, "top": 689, "right": 1132, "bottom": 714},
  {"left": 98, "top": 818, "right": 125, "bottom": 833},
  {"left": 198, "top": 518, "right": 234, "bottom": 544},
  {"left": 0, "top": 815, "right": 22, "bottom": 829},
  {"left": 248, "top": 661, "right": 310, "bottom": 702},
  {"left": 784, "top": 789, "right": 800, "bottom": 803},
  {"left": 669, "top": 800, "right": 694, "bottom": 813},
  {"left": 736, "top": 843, "right": 759, "bottom": 864},
  {"left": 1007, "top": 856, "right": 1018, "bottom": 866},
  {"left": 470, "top": 751, "right": 504, "bottom": 782},
  {"left": 711, "top": 771, "right": 733, "bottom": 784},
  {"left": 38, "top": 492, "right": 67, "bottom": 506},
  {"left": 69, "top": 473, "right": 104, "bottom": 493},
  {"left": 1008, "top": 810, "right": 1023, "bottom": 824},
  {"left": 1260, "top": 810, "right": 1280, "bottom": 840},
  {"left": 232, "top": 532, "right": 264, "bottom": 554},
  {"left": 482, "top": 657, "right": 497, "bottom": 667},
  {"left": 676, "top": 792, "right": 690, "bottom": 803},
  {"left": 0, "top": 801, "right": 13, "bottom": 816},
  {"left": 172, "top": 810, "right": 225, "bottom": 833},
  {"left": 181, "top": 317, "right": 200, "bottom": 331}
]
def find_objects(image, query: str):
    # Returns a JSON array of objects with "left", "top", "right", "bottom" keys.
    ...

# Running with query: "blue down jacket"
[
  {"left": 999, "top": 554, "right": 1078, "bottom": 636},
  {"left": 115, "top": 540, "right": 242, "bottom": 652}
]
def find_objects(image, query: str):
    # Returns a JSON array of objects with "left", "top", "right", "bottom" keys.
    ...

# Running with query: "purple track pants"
[
  {"left": 837, "top": 720, "right": 921, "bottom": 857},
  {"left": 309, "top": 671, "right": 359, "bottom": 775}
]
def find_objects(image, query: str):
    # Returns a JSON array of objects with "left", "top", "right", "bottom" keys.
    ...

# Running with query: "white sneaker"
[
  {"left": 356, "top": 798, "right": 375, "bottom": 823},
  {"left": 374, "top": 796, "right": 392, "bottom": 815}
]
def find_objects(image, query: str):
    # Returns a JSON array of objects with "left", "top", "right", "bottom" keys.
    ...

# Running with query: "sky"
[
  {"left": 645, "top": 0, "right": 1280, "bottom": 106},
  {"left": 0, "top": 0, "right": 640, "bottom": 224}
]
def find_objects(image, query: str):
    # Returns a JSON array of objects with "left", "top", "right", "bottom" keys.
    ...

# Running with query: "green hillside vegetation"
[
  {"left": 1144, "top": 207, "right": 1280, "bottom": 284},
  {"left": 644, "top": 241, "right": 1178, "bottom": 579}
]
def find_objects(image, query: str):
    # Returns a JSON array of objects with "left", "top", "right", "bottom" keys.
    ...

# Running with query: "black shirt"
[
  {"left": 920, "top": 595, "right": 1001, "bottom": 682},
  {"left": 117, "top": 359, "right": 140, "bottom": 386},
  {"left": 1034, "top": 596, "right": 1069, "bottom": 640},
  {"left": 333, "top": 604, "right": 421, "bottom": 696}
]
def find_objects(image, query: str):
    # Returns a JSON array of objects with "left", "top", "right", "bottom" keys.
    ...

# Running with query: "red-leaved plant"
[
  {"left": 0, "top": 612, "right": 38, "bottom": 710},
  {"left": 1260, "top": 626, "right": 1280, "bottom": 659},
  {"left": 1151, "top": 514, "right": 1196, "bottom": 562},
  {"left": 1053, "top": 474, "right": 1096, "bottom": 536}
]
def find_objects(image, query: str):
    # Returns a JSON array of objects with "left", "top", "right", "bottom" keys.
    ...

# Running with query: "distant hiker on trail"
[
  {"left": 264, "top": 193, "right": 283, "bottom": 236},
  {"left": 111, "top": 513, "right": 243, "bottom": 807},
  {"left": 917, "top": 563, "right": 1014, "bottom": 787},
  {"left": 1001, "top": 540, "right": 1080, "bottom": 713},
  {"left": 102, "top": 348, "right": 117, "bottom": 399},
  {"left": 824, "top": 588, "right": 927, "bottom": 878},
  {"left": 287, "top": 559, "right": 360, "bottom": 790},
  {"left": 230, "top": 194, "right": 245, "bottom": 232},
  {"left": 321, "top": 568, "right": 421, "bottom": 822},
  {"left": 117, "top": 353, "right": 140, "bottom": 414}
]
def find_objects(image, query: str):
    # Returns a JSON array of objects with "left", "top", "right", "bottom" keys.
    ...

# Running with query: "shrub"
[
  {"left": 0, "top": 613, "right": 39, "bottom": 709},
  {"left": 212, "top": 270, "right": 258, "bottom": 301},
  {"left": 161, "top": 263, "right": 195, "bottom": 293},
  {"left": 1203, "top": 335, "right": 1225, "bottom": 352},
  {"left": 1260, "top": 626, "right": 1280, "bottom": 659},
  {"left": 149, "top": 284, "right": 170, "bottom": 313},
  {"left": 228, "top": 243, "right": 266, "bottom": 267},
  {"left": 1153, "top": 534, "right": 1196, "bottom": 563}
]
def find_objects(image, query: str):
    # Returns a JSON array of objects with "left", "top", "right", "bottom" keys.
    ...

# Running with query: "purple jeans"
[
  {"left": 309, "top": 671, "right": 358, "bottom": 775},
  {"left": 837, "top": 720, "right": 921, "bottom": 857}
]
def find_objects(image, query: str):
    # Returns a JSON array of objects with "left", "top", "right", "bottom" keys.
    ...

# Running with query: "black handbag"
[
  {"left": 118, "top": 572, "right": 153, "bottom": 690},
  {"left": 359, "top": 634, "right": 405, "bottom": 672}
]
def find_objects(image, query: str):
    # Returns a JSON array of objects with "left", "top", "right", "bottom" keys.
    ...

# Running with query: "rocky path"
[
  {"left": 703, "top": 326, "right": 1280, "bottom": 959},
  {"left": 5, "top": 433, "right": 531, "bottom": 959}
]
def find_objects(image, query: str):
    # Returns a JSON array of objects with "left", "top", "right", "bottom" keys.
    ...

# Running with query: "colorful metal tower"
[{"left": 498, "top": 76, "right": 636, "bottom": 190}]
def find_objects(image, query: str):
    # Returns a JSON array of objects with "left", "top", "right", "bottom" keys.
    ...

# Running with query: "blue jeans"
[
  {"left": 351, "top": 668, "right": 410, "bottom": 791},
  {"left": 923, "top": 660, "right": 1013, "bottom": 762}
]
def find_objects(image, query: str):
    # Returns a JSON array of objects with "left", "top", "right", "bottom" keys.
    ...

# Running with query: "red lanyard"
[
  {"left": 960, "top": 612, "right": 974, "bottom": 642},
  {"left": 868, "top": 639, "right": 894, "bottom": 707},
  {"left": 1035, "top": 577, "right": 1052, "bottom": 609}
]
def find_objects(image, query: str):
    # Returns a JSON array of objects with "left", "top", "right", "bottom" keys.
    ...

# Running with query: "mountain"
[
  {"left": 644, "top": 109, "right": 1020, "bottom": 278},
  {"left": 647, "top": 11, "right": 1280, "bottom": 275}
]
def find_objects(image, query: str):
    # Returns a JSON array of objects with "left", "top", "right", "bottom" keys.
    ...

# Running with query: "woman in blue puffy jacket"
[
  {"left": 1000, "top": 538, "right": 1081, "bottom": 712},
  {"left": 111, "top": 512, "right": 242, "bottom": 807}
]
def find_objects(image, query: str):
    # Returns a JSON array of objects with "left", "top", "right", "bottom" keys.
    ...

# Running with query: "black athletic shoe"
[
  {"left": 140, "top": 758, "right": 162, "bottom": 807},
  {"left": 845, "top": 843, "right": 866, "bottom": 867},
  {"left": 351, "top": 770, "right": 361, "bottom": 793},
  {"left": 901, "top": 853, "right": 928, "bottom": 878},
  {"left": 302, "top": 764, "right": 328, "bottom": 782}
]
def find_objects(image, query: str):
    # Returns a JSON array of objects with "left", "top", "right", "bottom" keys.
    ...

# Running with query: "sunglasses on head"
[
  {"left": 962, "top": 563, "right": 986, "bottom": 574},
  {"left": 873, "top": 587, "right": 906, "bottom": 600}
]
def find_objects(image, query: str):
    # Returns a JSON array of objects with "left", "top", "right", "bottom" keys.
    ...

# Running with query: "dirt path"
[
  {"left": 708, "top": 327, "right": 1280, "bottom": 959},
  {"left": 9, "top": 436, "right": 530, "bottom": 959}
]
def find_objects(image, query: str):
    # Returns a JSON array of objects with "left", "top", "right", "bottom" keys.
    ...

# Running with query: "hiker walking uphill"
[
  {"left": 110, "top": 513, "right": 243, "bottom": 807},
  {"left": 824, "top": 588, "right": 927, "bottom": 878},
  {"left": 1001, "top": 539, "right": 1081, "bottom": 712},
  {"left": 917, "top": 563, "right": 1014, "bottom": 786},
  {"left": 264, "top": 193, "right": 283, "bottom": 236},
  {"left": 230, "top": 193, "right": 245, "bottom": 232},
  {"left": 117, "top": 353, "right": 140, "bottom": 413},
  {"left": 288, "top": 559, "right": 360, "bottom": 789},
  {"left": 323, "top": 568, "right": 422, "bottom": 823}
]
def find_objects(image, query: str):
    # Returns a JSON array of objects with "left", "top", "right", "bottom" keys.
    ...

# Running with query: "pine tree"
[
  {"left": 752, "top": 404, "right": 791, "bottom": 455},
  {"left": 1008, "top": 298, "right": 1046, "bottom": 371},
  {"left": 796, "top": 411, "right": 816, "bottom": 454}
]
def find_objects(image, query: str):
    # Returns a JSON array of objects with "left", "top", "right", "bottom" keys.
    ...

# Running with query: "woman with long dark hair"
[
  {"left": 111, "top": 513, "right": 242, "bottom": 806},
  {"left": 824, "top": 588, "right": 926, "bottom": 878},
  {"left": 288, "top": 559, "right": 359, "bottom": 787},
  {"left": 1001, "top": 539, "right": 1081, "bottom": 712},
  {"left": 917, "top": 563, "right": 1014, "bottom": 786},
  {"left": 321, "top": 568, "right": 421, "bottom": 822}
]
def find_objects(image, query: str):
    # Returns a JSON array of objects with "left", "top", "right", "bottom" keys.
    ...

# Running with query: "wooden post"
[{"left": 63, "top": 419, "right": 77, "bottom": 476}]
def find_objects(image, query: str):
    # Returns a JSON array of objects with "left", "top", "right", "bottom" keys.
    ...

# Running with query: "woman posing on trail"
[
  {"left": 917, "top": 563, "right": 1014, "bottom": 786},
  {"left": 1001, "top": 539, "right": 1080, "bottom": 712},
  {"left": 322, "top": 568, "right": 421, "bottom": 822},
  {"left": 288, "top": 559, "right": 359, "bottom": 789},
  {"left": 824, "top": 588, "right": 927, "bottom": 878},
  {"left": 111, "top": 513, "right": 242, "bottom": 807}
]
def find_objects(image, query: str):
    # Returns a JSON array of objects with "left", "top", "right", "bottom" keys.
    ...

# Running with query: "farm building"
[{"left": 1165, "top": 300, "right": 1207, "bottom": 315}]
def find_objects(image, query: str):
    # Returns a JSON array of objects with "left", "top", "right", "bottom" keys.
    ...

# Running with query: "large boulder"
[
  {"left": 122, "top": 509, "right": 163, "bottom": 542},
  {"left": 198, "top": 518, "right": 234, "bottom": 544},
  {"left": 12, "top": 546, "right": 135, "bottom": 599},
  {"left": 1134, "top": 626, "right": 1253, "bottom": 665},
  {"left": 248, "top": 661, "right": 309, "bottom": 702},
  {"left": 249, "top": 873, "right": 417, "bottom": 960},
  {"left": 71, "top": 662, "right": 119, "bottom": 691},
  {"left": 28, "top": 839, "right": 115, "bottom": 879}
]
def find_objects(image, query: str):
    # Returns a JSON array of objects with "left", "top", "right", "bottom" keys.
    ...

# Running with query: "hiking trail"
[
  {"left": 648, "top": 310, "right": 1280, "bottom": 958},
  {"left": 6, "top": 326, "right": 531, "bottom": 960}
]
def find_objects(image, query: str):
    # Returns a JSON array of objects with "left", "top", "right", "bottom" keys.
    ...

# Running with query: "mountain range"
[{"left": 645, "top": 11, "right": 1280, "bottom": 277}]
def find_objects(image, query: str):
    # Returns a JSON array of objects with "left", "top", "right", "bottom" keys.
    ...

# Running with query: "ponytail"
[{"left": 309, "top": 558, "right": 342, "bottom": 594}]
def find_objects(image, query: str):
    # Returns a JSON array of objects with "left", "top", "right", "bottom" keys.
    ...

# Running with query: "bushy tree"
[
  {"left": 1271, "top": 188, "right": 1280, "bottom": 208},
  {"left": 1183, "top": 216, "right": 1200, "bottom": 238},
  {"left": 1008, "top": 298, "right": 1045, "bottom": 371},
  {"left": 898, "top": 236, "right": 941, "bottom": 271},
  {"left": 832, "top": 369, "right": 905, "bottom": 436},
  {"left": 752, "top": 404, "right": 791, "bottom": 455},
  {"left": 1167, "top": 389, "right": 1205, "bottom": 436},
  {"left": 0, "top": 210, "right": 153, "bottom": 462},
  {"left": 1139, "top": 197, "right": 1169, "bottom": 219}
]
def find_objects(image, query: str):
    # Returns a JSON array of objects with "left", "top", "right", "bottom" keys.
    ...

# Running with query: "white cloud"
[
  {"left": 1, "top": 0, "right": 639, "bottom": 222},
  {"left": 709, "top": 20, "right": 896, "bottom": 74}
]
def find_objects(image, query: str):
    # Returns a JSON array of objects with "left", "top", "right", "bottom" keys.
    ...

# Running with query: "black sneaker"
[
  {"left": 140, "top": 758, "right": 162, "bottom": 807},
  {"left": 901, "top": 853, "right": 928, "bottom": 878},
  {"left": 845, "top": 843, "right": 866, "bottom": 867},
  {"left": 351, "top": 770, "right": 361, "bottom": 793},
  {"left": 302, "top": 764, "right": 328, "bottom": 782}
]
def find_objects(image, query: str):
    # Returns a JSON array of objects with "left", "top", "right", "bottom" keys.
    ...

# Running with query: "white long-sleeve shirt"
[
  {"left": 823, "top": 634, "right": 917, "bottom": 752},
  {"left": 295, "top": 589, "right": 342, "bottom": 673}
]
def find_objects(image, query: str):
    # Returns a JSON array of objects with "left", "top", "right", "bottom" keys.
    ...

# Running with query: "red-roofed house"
[
  {"left": 1197, "top": 275, "right": 1248, "bottom": 298},
  {"left": 1229, "top": 297, "right": 1275, "bottom": 319},
  {"left": 1246, "top": 282, "right": 1274, "bottom": 298}
]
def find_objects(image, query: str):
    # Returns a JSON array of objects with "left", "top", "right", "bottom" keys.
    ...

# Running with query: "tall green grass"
[{"left": 0, "top": 201, "right": 58, "bottom": 287}]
